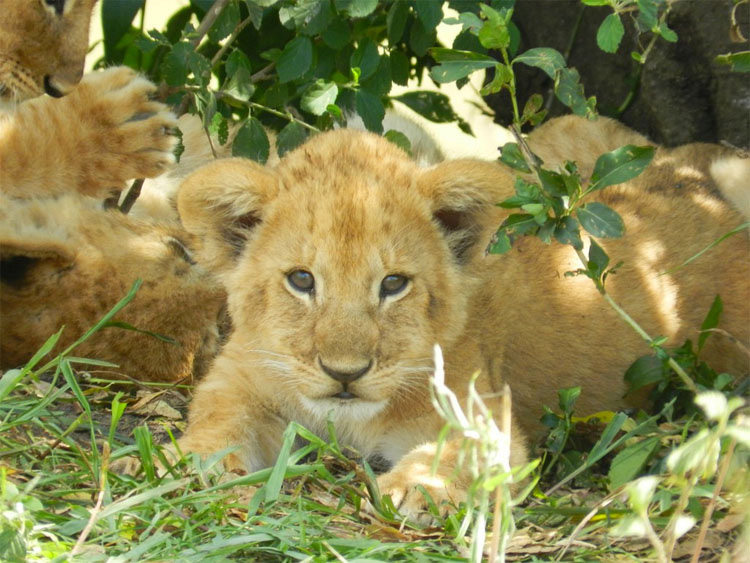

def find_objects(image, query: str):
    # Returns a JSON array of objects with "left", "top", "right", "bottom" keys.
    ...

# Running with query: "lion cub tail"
[{"left": 710, "top": 154, "right": 750, "bottom": 221}]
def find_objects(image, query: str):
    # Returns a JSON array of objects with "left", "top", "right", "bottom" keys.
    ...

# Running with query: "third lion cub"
[{"left": 174, "top": 116, "right": 749, "bottom": 522}]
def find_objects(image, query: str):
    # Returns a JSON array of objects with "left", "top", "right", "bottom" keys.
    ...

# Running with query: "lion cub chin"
[{"left": 175, "top": 118, "right": 749, "bottom": 522}]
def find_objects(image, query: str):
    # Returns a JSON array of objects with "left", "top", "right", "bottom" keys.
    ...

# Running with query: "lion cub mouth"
[{"left": 332, "top": 390, "right": 357, "bottom": 400}]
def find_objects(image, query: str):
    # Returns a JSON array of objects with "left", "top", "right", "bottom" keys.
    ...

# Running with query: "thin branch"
[
  {"left": 119, "top": 179, "right": 144, "bottom": 215},
  {"left": 211, "top": 14, "right": 256, "bottom": 67},
  {"left": 190, "top": 0, "right": 232, "bottom": 48}
]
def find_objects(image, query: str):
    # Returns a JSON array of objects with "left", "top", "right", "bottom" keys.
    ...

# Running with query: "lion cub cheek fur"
[{"left": 176, "top": 122, "right": 749, "bottom": 519}]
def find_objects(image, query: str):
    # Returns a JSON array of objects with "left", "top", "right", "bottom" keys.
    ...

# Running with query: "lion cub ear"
[
  {"left": 0, "top": 242, "right": 75, "bottom": 290},
  {"left": 417, "top": 160, "right": 513, "bottom": 263},
  {"left": 177, "top": 158, "right": 280, "bottom": 272}
]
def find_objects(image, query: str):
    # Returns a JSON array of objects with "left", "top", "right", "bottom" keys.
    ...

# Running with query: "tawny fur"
[
  {"left": 0, "top": 3, "right": 225, "bottom": 381},
  {"left": 0, "top": 194, "right": 226, "bottom": 382},
  {"left": 0, "top": 1, "right": 178, "bottom": 200},
  {"left": 175, "top": 116, "right": 749, "bottom": 521},
  {"left": 1, "top": 66, "right": 177, "bottom": 199}
]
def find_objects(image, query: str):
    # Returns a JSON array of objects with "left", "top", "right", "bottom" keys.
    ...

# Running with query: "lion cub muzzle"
[{"left": 320, "top": 359, "right": 373, "bottom": 398}]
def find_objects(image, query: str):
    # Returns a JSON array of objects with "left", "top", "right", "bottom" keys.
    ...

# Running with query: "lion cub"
[{"left": 175, "top": 120, "right": 749, "bottom": 521}]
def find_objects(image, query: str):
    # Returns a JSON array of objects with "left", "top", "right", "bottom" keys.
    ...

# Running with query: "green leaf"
[
  {"left": 624, "top": 355, "right": 664, "bottom": 393},
  {"left": 211, "top": 113, "right": 229, "bottom": 146},
  {"left": 390, "top": 50, "right": 410, "bottom": 85},
  {"left": 355, "top": 89, "right": 385, "bottom": 134},
  {"left": 478, "top": 18, "right": 510, "bottom": 51},
  {"left": 301, "top": 80, "right": 339, "bottom": 115},
  {"left": 387, "top": 0, "right": 408, "bottom": 45},
  {"left": 334, "top": 0, "right": 377, "bottom": 17},
  {"left": 101, "top": 0, "right": 142, "bottom": 58},
  {"left": 415, "top": 0, "right": 443, "bottom": 31},
  {"left": 394, "top": 91, "right": 458, "bottom": 123},
  {"left": 279, "top": 0, "right": 331, "bottom": 35},
  {"left": 480, "top": 63, "right": 513, "bottom": 95},
  {"left": 499, "top": 178, "right": 541, "bottom": 209},
  {"left": 321, "top": 18, "right": 350, "bottom": 49},
  {"left": 502, "top": 213, "right": 540, "bottom": 236},
  {"left": 161, "top": 41, "right": 212, "bottom": 87},
  {"left": 277, "top": 36, "right": 313, "bottom": 83},
  {"left": 232, "top": 118, "right": 270, "bottom": 163},
  {"left": 208, "top": 0, "right": 241, "bottom": 42},
  {"left": 590, "top": 145, "right": 655, "bottom": 191},
  {"left": 597, "top": 13, "right": 624, "bottom": 53},
  {"left": 224, "top": 50, "right": 255, "bottom": 102},
  {"left": 554, "top": 216, "right": 583, "bottom": 250},
  {"left": 429, "top": 48, "right": 497, "bottom": 83},
  {"left": 698, "top": 295, "right": 723, "bottom": 353},
  {"left": 410, "top": 18, "right": 438, "bottom": 57},
  {"left": 636, "top": 0, "right": 659, "bottom": 30},
  {"left": 588, "top": 412, "right": 628, "bottom": 464},
  {"left": 513, "top": 47, "right": 565, "bottom": 79},
  {"left": 276, "top": 121, "right": 308, "bottom": 157},
  {"left": 657, "top": 20, "right": 678, "bottom": 42},
  {"left": 555, "top": 67, "right": 594, "bottom": 117},
  {"left": 587, "top": 239, "right": 610, "bottom": 279},
  {"left": 488, "top": 230, "right": 512, "bottom": 254},
  {"left": 715, "top": 51, "right": 750, "bottom": 73},
  {"left": 384, "top": 130, "right": 412, "bottom": 155},
  {"left": 350, "top": 38, "right": 380, "bottom": 81},
  {"left": 539, "top": 169, "right": 567, "bottom": 197},
  {"left": 558, "top": 386, "right": 581, "bottom": 414},
  {"left": 577, "top": 202, "right": 625, "bottom": 238},
  {"left": 362, "top": 55, "right": 393, "bottom": 96},
  {"left": 499, "top": 142, "right": 531, "bottom": 173}
]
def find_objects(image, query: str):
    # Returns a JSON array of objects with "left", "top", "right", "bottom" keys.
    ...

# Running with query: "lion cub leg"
[
  {"left": 177, "top": 366, "right": 287, "bottom": 474},
  {"left": 0, "top": 66, "right": 177, "bottom": 199}
]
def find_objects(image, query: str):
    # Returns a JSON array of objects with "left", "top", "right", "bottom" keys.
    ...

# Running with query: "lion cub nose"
[{"left": 320, "top": 360, "right": 372, "bottom": 384}]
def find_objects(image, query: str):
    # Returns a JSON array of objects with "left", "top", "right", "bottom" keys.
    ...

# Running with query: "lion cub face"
[
  {"left": 0, "top": 194, "right": 225, "bottom": 382},
  {"left": 178, "top": 130, "right": 509, "bottom": 424}
]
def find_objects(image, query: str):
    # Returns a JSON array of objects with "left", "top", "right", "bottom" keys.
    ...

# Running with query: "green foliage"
[
  {"left": 582, "top": 0, "right": 677, "bottom": 61},
  {"left": 98, "top": 0, "right": 464, "bottom": 161}
]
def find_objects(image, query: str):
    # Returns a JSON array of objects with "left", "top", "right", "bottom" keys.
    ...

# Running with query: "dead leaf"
[{"left": 133, "top": 399, "right": 182, "bottom": 419}]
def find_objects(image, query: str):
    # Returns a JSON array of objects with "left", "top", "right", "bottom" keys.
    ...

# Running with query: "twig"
[
  {"left": 69, "top": 442, "right": 111, "bottom": 558},
  {"left": 211, "top": 15, "right": 256, "bottom": 67},
  {"left": 190, "top": 0, "right": 232, "bottom": 49},
  {"left": 119, "top": 178, "right": 144, "bottom": 214}
]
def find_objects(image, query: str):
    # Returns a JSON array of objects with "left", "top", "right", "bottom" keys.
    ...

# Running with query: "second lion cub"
[{"left": 175, "top": 117, "right": 749, "bottom": 522}]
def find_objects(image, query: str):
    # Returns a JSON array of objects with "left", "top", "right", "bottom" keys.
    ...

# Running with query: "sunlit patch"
[
  {"left": 636, "top": 239, "right": 680, "bottom": 336},
  {"left": 674, "top": 165, "right": 704, "bottom": 182}
]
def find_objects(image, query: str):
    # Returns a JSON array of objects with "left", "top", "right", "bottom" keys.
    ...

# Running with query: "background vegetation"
[{"left": 2, "top": 0, "right": 749, "bottom": 561}]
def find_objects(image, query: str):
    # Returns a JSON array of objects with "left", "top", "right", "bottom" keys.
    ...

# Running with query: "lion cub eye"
[
  {"left": 42, "top": 0, "right": 66, "bottom": 16},
  {"left": 380, "top": 274, "right": 409, "bottom": 298},
  {"left": 287, "top": 269, "right": 315, "bottom": 293}
]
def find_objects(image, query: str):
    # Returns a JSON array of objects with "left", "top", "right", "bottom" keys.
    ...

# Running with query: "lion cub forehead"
[{"left": 275, "top": 129, "right": 421, "bottom": 194}]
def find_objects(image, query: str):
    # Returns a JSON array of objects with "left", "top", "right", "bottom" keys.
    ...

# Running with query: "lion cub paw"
[
  {"left": 373, "top": 462, "right": 467, "bottom": 526},
  {"left": 64, "top": 66, "right": 177, "bottom": 194}
]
